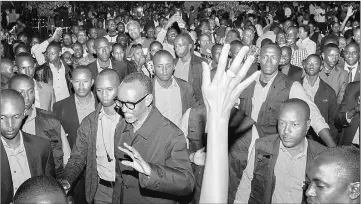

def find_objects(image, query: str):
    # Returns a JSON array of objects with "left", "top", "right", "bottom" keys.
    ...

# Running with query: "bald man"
[
  {"left": 9, "top": 74, "right": 71, "bottom": 178},
  {"left": 173, "top": 33, "right": 205, "bottom": 105},
  {"left": 306, "top": 146, "right": 360, "bottom": 204},
  {"left": 235, "top": 98, "right": 327, "bottom": 203},
  {"left": 15, "top": 52, "right": 56, "bottom": 111},
  {"left": 1, "top": 58, "right": 15, "bottom": 89},
  {"left": 61, "top": 69, "right": 121, "bottom": 204},
  {"left": 54, "top": 66, "right": 97, "bottom": 204},
  {"left": 279, "top": 46, "right": 303, "bottom": 82},
  {"left": 1, "top": 89, "right": 55, "bottom": 204},
  {"left": 86, "top": 37, "right": 128, "bottom": 81}
]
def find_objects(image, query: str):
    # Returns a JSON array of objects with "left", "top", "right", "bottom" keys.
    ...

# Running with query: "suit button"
[{"left": 156, "top": 183, "right": 160, "bottom": 188}]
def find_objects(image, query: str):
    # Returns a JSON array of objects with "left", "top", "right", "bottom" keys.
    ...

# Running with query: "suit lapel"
[
  {"left": 1, "top": 140, "right": 13, "bottom": 194},
  {"left": 188, "top": 55, "right": 196, "bottom": 85},
  {"left": 175, "top": 78, "right": 187, "bottom": 114},
  {"left": 23, "top": 133, "right": 39, "bottom": 176},
  {"left": 70, "top": 96, "right": 80, "bottom": 127},
  {"left": 354, "top": 64, "right": 360, "bottom": 82},
  {"left": 152, "top": 79, "right": 156, "bottom": 105},
  {"left": 288, "top": 65, "right": 295, "bottom": 76}
]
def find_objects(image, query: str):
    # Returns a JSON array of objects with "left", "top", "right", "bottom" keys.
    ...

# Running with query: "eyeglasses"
[{"left": 113, "top": 94, "right": 149, "bottom": 110}]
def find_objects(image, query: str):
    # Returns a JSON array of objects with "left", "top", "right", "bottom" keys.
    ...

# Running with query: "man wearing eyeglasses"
[
  {"left": 61, "top": 69, "right": 122, "bottom": 204},
  {"left": 113, "top": 72, "right": 195, "bottom": 203}
]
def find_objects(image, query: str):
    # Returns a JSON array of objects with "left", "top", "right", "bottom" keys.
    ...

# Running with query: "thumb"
[{"left": 121, "top": 160, "right": 133, "bottom": 167}]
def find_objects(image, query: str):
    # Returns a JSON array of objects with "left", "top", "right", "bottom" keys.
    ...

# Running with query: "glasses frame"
[{"left": 114, "top": 94, "right": 149, "bottom": 110}]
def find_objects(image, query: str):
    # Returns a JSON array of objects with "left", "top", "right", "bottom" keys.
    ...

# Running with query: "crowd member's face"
[
  {"left": 276, "top": 33, "right": 287, "bottom": 46},
  {"left": 278, "top": 104, "right": 309, "bottom": 148},
  {"left": 309, "top": 23, "right": 316, "bottom": 33},
  {"left": 306, "top": 157, "right": 356, "bottom": 204},
  {"left": 107, "top": 20, "right": 116, "bottom": 32},
  {"left": 11, "top": 79, "right": 35, "bottom": 110},
  {"left": 147, "top": 27, "right": 155, "bottom": 39},
  {"left": 96, "top": 75, "right": 118, "bottom": 107},
  {"left": 230, "top": 44, "right": 242, "bottom": 60},
  {"left": 117, "top": 23, "right": 125, "bottom": 33},
  {"left": 260, "top": 46, "right": 281, "bottom": 76},
  {"left": 200, "top": 22, "right": 210, "bottom": 33},
  {"left": 226, "top": 31, "right": 238, "bottom": 41},
  {"left": 72, "top": 44, "right": 84, "bottom": 59},
  {"left": 1, "top": 98, "right": 25, "bottom": 141},
  {"left": 16, "top": 57, "right": 36, "bottom": 79},
  {"left": 63, "top": 34, "right": 73, "bottom": 46},
  {"left": 46, "top": 46, "right": 61, "bottom": 64},
  {"left": 114, "top": 16, "right": 122, "bottom": 25},
  {"left": 155, "top": 27, "right": 162, "bottom": 38},
  {"left": 305, "top": 56, "right": 322, "bottom": 76},
  {"left": 112, "top": 46, "right": 125, "bottom": 62},
  {"left": 154, "top": 54, "right": 174, "bottom": 82},
  {"left": 1, "top": 61, "right": 15, "bottom": 80},
  {"left": 286, "top": 28, "right": 298, "bottom": 45},
  {"left": 97, "top": 21, "right": 103, "bottom": 29},
  {"left": 62, "top": 52, "right": 73, "bottom": 65},
  {"left": 150, "top": 44, "right": 162, "bottom": 58},
  {"left": 338, "top": 38, "right": 347, "bottom": 51},
  {"left": 353, "top": 21, "right": 360, "bottom": 29},
  {"left": 77, "top": 31, "right": 87, "bottom": 44},
  {"left": 212, "top": 46, "right": 222, "bottom": 63},
  {"left": 298, "top": 27, "right": 308, "bottom": 39},
  {"left": 344, "top": 44, "right": 360, "bottom": 66},
  {"left": 132, "top": 48, "right": 143, "bottom": 62},
  {"left": 124, "top": 15, "right": 130, "bottom": 23},
  {"left": 72, "top": 70, "right": 93, "bottom": 98},
  {"left": 242, "top": 29, "right": 255, "bottom": 46},
  {"left": 174, "top": 37, "right": 191, "bottom": 58},
  {"left": 31, "top": 37, "right": 40, "bottom": 47},
  {"left": 323, "top": 48, "right": 340, "bottom": 68},
  {"left": 283, "top": 20, "right": 293, "bottom": 32},
  {"left": 354, "top": 29, "right": 360, "bottom": 45},
  {"left": 88, "top": 28, "right": 97, "bottom": 40},
  {"left": 199, "top": 35, "right": 210, "bottom": 48},
  {"left": 15, "top": 46, "right": 28, "bottom": 56},
  {"left": 117, "top": 81, "right": 150, "bottom": 124},
  {"left": 154, "top": 13, "right": 159, "bottom": 21},
  {"left": 128, "top": 23, "right": 141, "bottom": 40},
  {"left": 279, "top": 48, "right": 291, "bottom": 66},
  {"left": 332, "top": 22, "right": 340, "bottom": 34},
  {"left": 95, "top": 40, "right": 111, "bottom": 62},
  {"left": 72, "top": 26, "right": 80, "bottom": 35}
]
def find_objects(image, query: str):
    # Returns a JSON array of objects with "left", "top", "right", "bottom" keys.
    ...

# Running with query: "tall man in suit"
[
  {"left": 1, "top": 89, "right": 55, "bottom": 204},
  {"left": 61, "top": 69, "right": 122, "bottom": 204},
  {"left": 8, "top": 74, "right": 71, "bottom": 178},
  {"left": 173, "top": 33, "right": 204, "bottom": 105},
  {"left": 86, "top": 37, "right": 129, "bottom": 81},
  {"left": 336, "top": 81, "right": 360, "bottom": 146},
  {"left": 340, "top": 43, "right": 360, "bottom": 83},
  {"left": 15, "top": 52, "right": 56, "bottom": 111},
  {"left": 53, "top": 66, "right": 98, "bottom": 204},
  {"left": 301, "top": 54, "right": 339, "bottom": 142},
  {"left": 279, "top": 46, "right": 303, "bottom": 82}
]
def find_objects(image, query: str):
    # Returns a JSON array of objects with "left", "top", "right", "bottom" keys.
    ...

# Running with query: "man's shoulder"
[
  {"left": 53, "top": 95, "right": 74, "bottom": 109},
  {"left": 36, "top": 81, "right": 53, "bottom": 93},
  {"left": 23, "top": 131, "right": 51, "bottom": 148},
  {"left": 319, "top": 78, "right": 336, "bottom": 94}
]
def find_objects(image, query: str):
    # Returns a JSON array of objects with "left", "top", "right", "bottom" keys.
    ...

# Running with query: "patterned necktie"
[{"left": 348, "top": 66, "right": 354, "bottom": 83}]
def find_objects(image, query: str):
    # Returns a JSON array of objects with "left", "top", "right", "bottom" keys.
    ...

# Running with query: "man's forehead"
[{"left": 11, "top": 79, "right": 34, "bottom": 89}]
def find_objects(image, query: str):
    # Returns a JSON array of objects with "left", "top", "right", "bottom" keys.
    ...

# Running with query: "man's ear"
[
  {"left": 91, "top": 79, "right": 94, "bottom": 86},
  {"left": 145, "top": 94, "right": 153, "bottom": 107},
  {"left": 349, "top": 182, "right": 360, "bottom": 200}
]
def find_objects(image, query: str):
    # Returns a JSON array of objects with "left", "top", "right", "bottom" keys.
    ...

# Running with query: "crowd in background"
[{"left": 1, "top": 1, "right": 360, "bottom": 204}]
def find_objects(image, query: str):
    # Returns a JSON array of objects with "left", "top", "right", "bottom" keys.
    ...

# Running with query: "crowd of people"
[{"left": 1, "top": 1, "right": 360, "bottom": 204}]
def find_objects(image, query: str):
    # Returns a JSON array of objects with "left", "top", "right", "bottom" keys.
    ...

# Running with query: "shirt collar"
[
  {"left": 98, "top": 106, "right": 121, "bottom": 122},
  {"left": 1, "top": 131, "right": 25, "bottom": 153},
  {"left": 280, "top": 138, "right": 308, "bottom": 159},
  {"left": 49, "top": 61, "right": 65, "bottom": 70},
  {"left": 75, "top": 92, "right": 95, "bottom": 106},
  {"left": 345, "top": 62, "right": 359, "bottom": 70},
  {"left": 25, "top": 105, "right": 37, "bottom": 123},
  {"left": 155, "top": 76, "right": 178, "bottom": 90},
  {"left": 256, "top": 71, "right": 278, "bottom": 85},
  {"left": 97, "top": 59, "right": 113, "bottom": 69},
  {"left": 304, "top": 76, "right": 320, "bottom": 87}
]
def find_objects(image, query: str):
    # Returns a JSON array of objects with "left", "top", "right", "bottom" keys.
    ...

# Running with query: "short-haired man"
[
  {"left": 113, "top": 72, "right": 195, "bottom": 203},
  {"left": 1, "top": 58, "right": 15, "bottom": 89},
  {"left": 339, "top": 43, "right": 360, "bottom": 83},
  {"left": 15, "top": 52, "right": 56, "bottom": 111},
  {"left": 279, "top": 46, "right": 303, "bottom": 82},
  {"left": 301, "top": 54, "right": 339, "bottom": 142},
  {"left": 14, "top": 176, "right": 67, "bottom": 204},
  {"left": 127, "top": 20, "right": 152, "bottom": 55},
  {"left": 319, "top": 43, "right": 348, "bottom": 104},
  {"left": 297, "top": 25, "right": 316, "bottom": 56},
  {"left": 9, "top": 74, "right": 71, "bottom": 177},
  {"left": 1, "top": 89, "right": 55, "bottom": 204},
  {"left": 86, "top": 37, "right": 128, "bottom": 81},
  {"left": 173, "top": 33, "right": 205, "bottom": 105},
  {"left": 306, "top": 146, "right": 360, "bottom": 204},
  {"left": 235, "top": 99, "right": 327, "bottom": 203}
]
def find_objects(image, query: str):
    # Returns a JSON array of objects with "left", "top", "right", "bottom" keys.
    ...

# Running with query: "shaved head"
[
  {"left": 94, "top": 37, "right": 110, "bottom": 48},
  {"left": 72, "top": 66, "right": 92, "bottom": 79},
  {"left": 8, "top": 74, "right": 34, "bottom": 89},
  {"left": 15, "top": 52, "right": 33, "bottom": 67},
  {"left": 96, "top": 69, "right": 120, "bottom": 87},
  {"left": 1, "top": 89, "right": 25, "bottom": 108},
  {"left": 280, "top": 98, "right": 310, "bottom": 121}
]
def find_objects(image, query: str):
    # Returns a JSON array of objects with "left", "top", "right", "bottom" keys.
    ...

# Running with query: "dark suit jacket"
[
  {"left": 287, "top": 64, "right": 303, "bottom": 82},
  {"left": 174, "top": 55, "right": 204, "bottom": 106},
  {"left": 53, "top": 94, "right": 98, "bottom": 148},
  {"left": 1, "top": 132, "right": 55, "bottom": 204},
  {"left": 86, "top": 59, "right": 129, "bottom": 81},
  {"left": 301, "top": 77, "right": 339, "bottom": 141},
  {"left": 152, "top": 77, "right": 200, "bottom": 115},
  {"left": 336, "top": 61, "right": 361, "bottom": 83},
  {"left": 335, "top": 81, "right": 360, "bottom": 145}
]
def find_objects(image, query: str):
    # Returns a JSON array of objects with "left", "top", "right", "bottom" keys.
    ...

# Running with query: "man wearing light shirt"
[{"left": 296, "top": 25, "right": 316, "bottom": 56}]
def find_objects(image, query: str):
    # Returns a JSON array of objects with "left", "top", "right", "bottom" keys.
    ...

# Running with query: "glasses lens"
[{"left": 125, "top": 103, "right": 135, "bottom": 110}]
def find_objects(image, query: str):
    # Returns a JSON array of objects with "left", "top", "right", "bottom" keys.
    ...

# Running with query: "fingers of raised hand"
[
  {"left": 118, "top": 144, "right": 135, "bottom": 159},
  {"left": 227, "top": 46, "right": 250, "bottom": 79},
  {"left": 201, "top": 61, "right": 211, "bottom": 89},
  {"left": 213, "top": 44, "right": 231, "bottom": 81},
  {"left": 233, "top": 71, "right": 260, "bottom": 99}
]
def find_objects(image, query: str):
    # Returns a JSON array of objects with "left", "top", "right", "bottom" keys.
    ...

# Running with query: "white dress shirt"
[
  {"left": 97, "top": 59, "right": 113, "bottom": 73},
  {"left": 302, "top": 76, "right": 320, "bottom": 101},
  {"left": 344, "top": 62, "right": 359, "bottom": 82}
]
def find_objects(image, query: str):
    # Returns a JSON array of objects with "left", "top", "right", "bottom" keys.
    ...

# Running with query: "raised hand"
[
  {"left": 118, "top": 143, "right": 151, "bottom": 176},
  {"left": 347, "top": 6, "right": 355, "bottom": 17}
]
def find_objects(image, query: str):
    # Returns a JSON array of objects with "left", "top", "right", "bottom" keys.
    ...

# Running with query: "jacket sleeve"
[
  {"left": 335, "top": 84, "right": 353, "bottom": 129},
  {"left": 139, "top": 131, "right": 195, "bottom": 196},
  {"left": 337, "top": 72, "right": 348, "bottom": 104},
  {"left": 327, "top": 89, "right": 339, "bottom": 140},
  {"left": 62, "top": 116, "right": 91, "bottom": 185},
  {"left": 45, "top": 141, "right": 56, "bottom": 178}
]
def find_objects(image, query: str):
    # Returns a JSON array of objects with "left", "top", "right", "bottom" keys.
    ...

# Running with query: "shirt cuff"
[{"left": 346, "top": 112, "right": 352, "bottom": 123}]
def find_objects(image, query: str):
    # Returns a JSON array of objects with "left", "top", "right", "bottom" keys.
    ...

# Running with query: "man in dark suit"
[
  {"left": 301, "top": 54, "right": 339, "bottom": 142},
  {"left": 337, "top": 43, "right": 360, "bottom": 83},
  {"left": 86, "top": 37, "right": 129, "bottom": 82},
  {"left": 152, "top": 50, "right": 199, "bottom": 127},
  {"left": 173, "top": 33, "right": 204, "bottom": 105},
  {"left": 279, "top": 46, "right": 303, "bottom": 82},
  {"left": 1, "top": 89, "right": 55, "bottom": 204},
  {"left": 54, "top": 66, "right": 97, "bottom": 204},
  {"left": 336, "top": 81, "right": 360, "bottom": 146}
]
